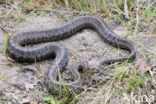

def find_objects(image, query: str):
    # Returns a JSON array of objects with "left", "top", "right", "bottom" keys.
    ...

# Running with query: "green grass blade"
[
  {"left": 142, "top": 10, "right": 156, "bottom": 15},
  {"left": 77, "top": 0, "right": 83, "bottom": 11},
  {"left": 112, "top": 0, "right": 121, "bottom": 15},
  {"left": 100, "top": 0, "right": 108, "bottom": 15},
  {"left": 111, "top": 14, "right": 130, "bottom": 28},
  {"left": 4, "top": 32, "right": 9, "bottom": 56},
  {"left": 60, "top": 14, "right": 69, "bottom": 21},
  {"left": 61, "top": 81, "right": 68, "bottom": 95},
  {"left": 42, "top": 97, "right": 55, "bottom": 104},
  {"left": 0, "top": 74, "right": 6, "bottom": 81}
]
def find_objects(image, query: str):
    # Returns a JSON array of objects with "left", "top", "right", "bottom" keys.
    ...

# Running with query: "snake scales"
[{"left": 7, "top": 16, "right": 136, "bottom": 94}]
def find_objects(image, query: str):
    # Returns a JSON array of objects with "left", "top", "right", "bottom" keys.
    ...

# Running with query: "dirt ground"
[{"left": 0, "top": 13, "right": 156, "bottom": 104}]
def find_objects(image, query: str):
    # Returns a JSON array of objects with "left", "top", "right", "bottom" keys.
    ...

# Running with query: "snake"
[{"left": 6, "top": 16, "right": 136, "bottom": 94}]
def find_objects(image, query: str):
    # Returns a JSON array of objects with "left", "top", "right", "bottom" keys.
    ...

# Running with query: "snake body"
[{"left": 7, "top": 16, "right": 136, "bottom": 94}]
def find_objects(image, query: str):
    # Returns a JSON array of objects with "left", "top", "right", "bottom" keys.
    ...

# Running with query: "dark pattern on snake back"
[{"left": 6, "top": 16, "right": 136, "bottom": 94}]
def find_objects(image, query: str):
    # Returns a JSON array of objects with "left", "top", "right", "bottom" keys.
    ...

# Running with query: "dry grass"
[
  {"left": 0, "top": 0, "right": 156, "bottom": 104},
  {"left": 0, "top": 0, "right": 155, "bottom": 33}
]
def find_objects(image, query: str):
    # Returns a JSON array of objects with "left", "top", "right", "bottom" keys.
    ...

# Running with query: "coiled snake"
[{"left": 7, "top": 16, "right": 136, "bottom": 94}]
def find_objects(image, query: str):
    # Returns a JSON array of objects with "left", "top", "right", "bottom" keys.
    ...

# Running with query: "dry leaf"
[{"left": 135, "top": 53, "right": 151, "bottom": 75}]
